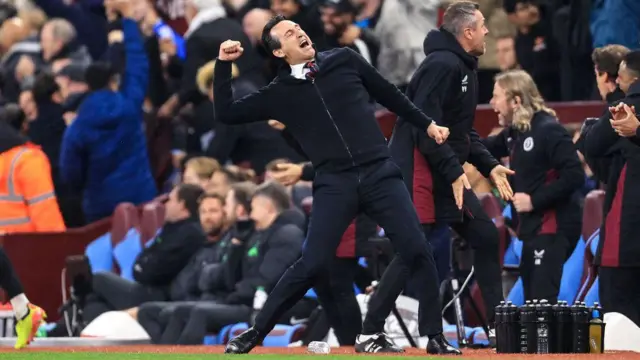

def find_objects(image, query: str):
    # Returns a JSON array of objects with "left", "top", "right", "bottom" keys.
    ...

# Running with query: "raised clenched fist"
[{"left": 219, "top": 40, "right": 244, "bottom": 61}]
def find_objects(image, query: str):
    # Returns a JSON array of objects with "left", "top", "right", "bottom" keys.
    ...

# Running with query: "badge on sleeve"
[{"left": 523, "top": 137, "right": 534, "bottom": 152}]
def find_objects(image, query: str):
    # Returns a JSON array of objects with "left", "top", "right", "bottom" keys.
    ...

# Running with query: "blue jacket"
[{"left": 60, "top": 19, "right": 156, "bottom": 222}]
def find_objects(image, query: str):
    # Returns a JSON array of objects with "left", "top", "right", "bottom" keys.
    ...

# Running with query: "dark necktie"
[{"left": 304, "top": 61, "right": 318, "bottom": 81}]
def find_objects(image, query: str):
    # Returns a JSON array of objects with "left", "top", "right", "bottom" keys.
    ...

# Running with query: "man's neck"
[{"left": 289, "top": 58, "right": 314, "bottom": 66}]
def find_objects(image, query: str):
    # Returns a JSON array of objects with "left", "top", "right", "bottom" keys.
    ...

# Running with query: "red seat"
[
  {"left": 301, "top": 196, "right": 313, "bottom": 216},
  {"left": 140, "top": 202, "right": 165, "bottom": 244},
  {"left": 477, "top": 192, "right": 502, "bottom": 220},
  {"left": 375, "top": 110, "right": 397, "bottom": 139},
  {"left": 581, "top": 190, "right": 605, "bottom": 240},
  {"left": 110, "top": 203, "right": 139, "bottom": 247}
]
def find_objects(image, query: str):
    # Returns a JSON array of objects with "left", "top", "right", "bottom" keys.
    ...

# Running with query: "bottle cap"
[{"left": 593, "top": 310, "right": 600, "bottom": 318}]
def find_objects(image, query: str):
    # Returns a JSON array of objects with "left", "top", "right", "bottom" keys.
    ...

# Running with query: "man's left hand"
[
  {"left": 610, "top": 102, "right": 639, "bottom": 137},
  {"left": 427, "top": 123, "right": 449, "bottom": 144},
  {"left": 490, "top": 165, "right": 515, "bottom": 201},
  {"left": 512, "top": 192, "right": 533, "bottom": 213}
]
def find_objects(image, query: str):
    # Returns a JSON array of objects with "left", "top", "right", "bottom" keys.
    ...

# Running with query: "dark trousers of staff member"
[
  {"left": 363, "top": 190, "right": 503, "bottom": 333},
  {"left": 253, "top": 159, "right": 443, "bottom": 338},
  {"left": 519, "top": 234, "right": 570, "bottom": 304}
]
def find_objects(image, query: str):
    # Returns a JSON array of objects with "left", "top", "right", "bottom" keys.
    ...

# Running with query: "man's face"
[
  {"left": 40, "top": 23, "right": 62, "bottom": 61},
  {"left": 199, "top": 197, "right": 225, "bottom": 236},
  {"left": 207, "top": 171, "right": 231, "bottom": 196},
  {"left": 510, "top": 2, "right": 539, "bottom": 26},
  {"left": 164, "top": 188, "right": 185, "bottom": 222},
  {"left": 495, "top": 37, "right": 517, "bottom": 71},
  {"left": 243, "top": 10, "right": 271, "bottom": 44},
  {"left": 250, "top": 195, "right": 274, "bottom": 230},
  {"left": 224, "top": 189, "right": 238, "bottom": 226},
  {"left": 270, "top": 20, "right": 315, "bottom": 63},
  {"left": 594, "top": 65, "right": 612, "bottom": 100},
  {"left": 464, "top": 10, "right": 488, "bottom": 57},
  {"left": 271, "top": 0, "right": 299, "bottom": 18},
  {"left": 18, "top": 91, "right": 37, "bottom": 121},
  {"left": 490, "top": 82, "right": 515, "bottom": 126},
  {"left": 320, "top": 7, "right": 350, "bottom": 36},
  {"left": 617, "top": 61, "right": 638, "bottom": 94}
]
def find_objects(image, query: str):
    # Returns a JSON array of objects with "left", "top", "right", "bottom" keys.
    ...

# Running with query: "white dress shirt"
[{"left": 290, "top": 63, "right": 310, "bottom": 80}]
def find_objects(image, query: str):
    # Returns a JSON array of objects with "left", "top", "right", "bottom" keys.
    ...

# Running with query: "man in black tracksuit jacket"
[
  {"left": 373, "top": 26, "right": 505, "bottom": 335},
  {"left": 582, "top": 72, "right": 640, "bottom": 325},
  {"left": 483, "top": 110, "right": 584, "bottom": 303},
  {"left": 219, "top": 15, "right": 456, "bottom": 355}
]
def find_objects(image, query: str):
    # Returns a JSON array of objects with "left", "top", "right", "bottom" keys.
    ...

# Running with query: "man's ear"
[{"left": 272, "top": 48, "right": 285, "bottom": 59}]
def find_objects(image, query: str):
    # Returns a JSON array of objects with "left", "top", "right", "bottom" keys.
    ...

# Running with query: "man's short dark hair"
[
  {"left": 253, "top": 181, "right": 291, "bottom": 213},
  {"left": 623, "top": 50, "right": 640, "bottom": 77},
  {"left": 231, "top": 181, "right": 257, "bottom": 214},
  {"left": 198, "top": 192, "right": 225, "bottom": 206},
  {"left": 0, "top": 103, "right": 25, "bottom": 131},
  {"left": 592, "top": 45, "right": 630, "bottom": 79},
  {"left": 261, "top": 14, "right": 287, "bottom": 53},
  {"left": 31, "top": 72, "right": 60, "bottom": 103},
  {"left": 176, "top": 183, "right": 205, "bottom": 219},
  {"left": 85, "top": 61, "right": 118, "bottom": 91},
  {"left": 442, "top": 1, "right": 480, "bottom": 36}
]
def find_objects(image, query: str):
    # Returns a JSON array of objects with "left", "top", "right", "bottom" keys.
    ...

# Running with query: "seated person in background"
[
  {"left": 207, "top": 165, "right": 256, "bottom": 195},
  {"left": 182, "top": 156, "right": 221, "bottom": 188},
  {"left": 138, "top": 181, "right": 257, "bottom": 342},
  {"left": 264, "top": 158, "right": 311, "bottom": 211},
  {"left": 568, "top": 124, "right": 597, "bottom": 199},
  {"left": 154, "top": 181, "right": 305, "bottom": 345},
  {"left": 0, "top": 105, "right": 66, "bottom": 233},
  {"left": 67, "top": 184, "right": 205, "bottom": 331},
  {"left": 495, "top": 34, "right": 519, "bottom": 72}
]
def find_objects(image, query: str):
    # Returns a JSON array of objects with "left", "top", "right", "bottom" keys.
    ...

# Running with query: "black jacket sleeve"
[
  {"left": 576, "top": 118, "right": 614, "bottom": 183},
  {"left": 348, "top": 48, "right": 433, "bottom": 131},
  {"left": 206, "top": 122, "right": 240, "bottom": 163},
  {"left": 213, "top": 60, "right": 273, "bottom": 124},
  {"left": 133, "top": 226, "right": 205, "bottom": 286},
  {"left": 631, "top": 127, "right": 640, "bottom": 146},
  {"left": 482, "top": 128, "right": 510, "bottom": 160},
  {"left": 413, "top": 60, "right": 465, "bottom": 184},
  {"left": 468, "top": 128, "right": 500, "bottom": 177},
  {"left": 281, "top": 129, "right": 307, "bottom": 159},
  {"left": 257, "top": 225, "right": 304, "bottom": 291},
  {"left": 301, "top": 162, "right": 315, "bottom": 181},
  {"left": 584, "top": 111, "right": 620, "bottom": 158},
  {"left": 530, "top": 124, "right": 585, "bottom": 211}
]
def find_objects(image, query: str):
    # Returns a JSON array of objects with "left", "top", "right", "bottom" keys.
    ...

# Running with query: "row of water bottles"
[{"left": 252, "top": 286, "right": 330, "bottom": 354}]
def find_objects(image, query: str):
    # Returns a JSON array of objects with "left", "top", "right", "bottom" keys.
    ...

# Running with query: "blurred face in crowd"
[
  {"left": 271, "top": 0, "right": 300, "bottom": 18},
  {"left": 243, "top": 9, "right": 272, "bottom": 44},
  {"left": 495, "top": 37, "right": 517, "bottom": 72},
  {"left": 183, "top": 166, "right": 210, "bottom": 189},
  {"left": 164, "top": 187, "right": 188, "bottom": 222},
  {"left": 490, "top": 82, "right": 517, "bottom": 126},
  {"left": 320, "top": 7, "right": 352, "bottom": 36},
  {"left": 185, "top": 0, "right": 199, "bottom": 24},
  {"left": 250, "top": 195, "right": 277, "bottom": 230},
  {"left": 199, "top": 196, "right": 225, "bottom": 237},
  {"left": 208, "top": 171, "right": 231, "bottom": 196},
  {"left": 224, "top": 189, "right": 246, "bottom": 226},
  {"left": 616, "top": 61, "right": 639, "bottom": 94},
  {"left": 270, "top": 20, "right": 316, "bottom": 64},
  {"left": 462, "top": 10, "right": 488, "bottom": 57},
  {"left": 40, "top": 23, "right": 64, "bottom": 62},
  {"left": 511, "top": 2, "right": 540, "bottom": 27},
  {"left": 18, "top": 91, "right": 37, "bottom": 121}
]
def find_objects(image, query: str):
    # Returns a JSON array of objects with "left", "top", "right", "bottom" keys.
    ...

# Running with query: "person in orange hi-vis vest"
[{"left": 0, "top": 121, "right": 66, "bottom": 233}]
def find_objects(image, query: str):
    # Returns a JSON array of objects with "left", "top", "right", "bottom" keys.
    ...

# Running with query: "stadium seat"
[
  {"left": 85, "top": 233, "right": 114, "bottom": 273},
  {"left": 375, "top": 110, "right": 397, "bottom": 139},
  {"left": 229, "top": 322, "right": 250, "bottom": 339},
  {"left": 110, "top": 202, "right": 140, "bottom": 247},
  {"left": 203, "top": 335, "right": 218, "bottom": 345},
  {"left": 583, "top": 276, "right": 599, "bottom": 306},
  {"left": 576, "top": 230, "right": 600, "bottom": 302},
  {"left": 503, "top": 236, "right": 522, "bottom": 266},
  {"left": 112, "top": 229, "right": 143, "bottom": 281},
  {"left": 140, "top": 202, "right": 164, "bottom": 244},
  {"left": 478, "top": 192, "right": 502, "bottom": 220},
  {"left": 506, "top": 277, "right": 524, "bottom": 306},
  {"left": 262, "top": 324, "right": 306, "bottom": 347},
  {"left": 216, "top": 324, "right": 234, "bottom": 344},
  {"left": 301, "top": 196, "right": 313, "bottom": 216},
  {"left": 582, "top": 190, "right": 605, "bottom": 240},
  {"left": 558, "top": 236, "right": 587, "bottom": 303}
]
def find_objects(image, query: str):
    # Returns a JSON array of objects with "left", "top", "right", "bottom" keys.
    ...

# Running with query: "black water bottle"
[
  {"left": 520, "top": 301, "right": 537, "bottom": 353},
  {"left": 495, "top": 301, "right": 506, "bottom": 353},
  {"left": 507, "top": 302, "right": 520, "bottom": 353},
  {"left": 536, "top": 300, "right": 551, "bottom": 354},
  {"left": 562, "top": 301, "right": 574, "bottom": 353},
  {"left": 571, "top": 301, "right": 590, "bottom": 353},
  {"left": 552, "top": 301, "right": 567, "bottom": 353}
]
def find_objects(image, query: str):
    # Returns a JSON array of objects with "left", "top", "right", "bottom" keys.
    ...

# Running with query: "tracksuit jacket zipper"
[{"left": 312, "top": 80, "right": 359, "bottom": 181}]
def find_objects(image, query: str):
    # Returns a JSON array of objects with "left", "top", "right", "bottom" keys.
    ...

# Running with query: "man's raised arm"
[{"left": 213, "top": 40, "right": 272, "bottom": 125}]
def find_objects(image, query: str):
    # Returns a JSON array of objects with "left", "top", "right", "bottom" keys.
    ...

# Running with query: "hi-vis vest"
[{"left": 0, "top": 144, "right": 66, "bottom": 233}]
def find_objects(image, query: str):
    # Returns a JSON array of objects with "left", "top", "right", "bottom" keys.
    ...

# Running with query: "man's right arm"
[
  {"left": 414, "top": 60, "right": 465, "bottom": 184},
  {"left": 213, "top": 60, "right": 272, "bottom": 125},
  {"left": 120, "top": 18, "right": 149, "bottom": 108}
]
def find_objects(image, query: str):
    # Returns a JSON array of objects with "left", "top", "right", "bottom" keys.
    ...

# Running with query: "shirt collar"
[{"left": 290, "top": 63, "right": 307, "bottom": 79}]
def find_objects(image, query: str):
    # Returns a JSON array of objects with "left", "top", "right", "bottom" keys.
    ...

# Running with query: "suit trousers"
[
  {"left": 254, "top": 159, "right": 442, "bottom": 336},
  {"left": 520, "top": 234, "right": 569, "bottom": 304},
  {"left": 362, "top": 190, "right": 503, "bottom": 334},
  {"left": 599, "top": 266, "right": 640, "bottom": 326},
  {"left": 0, "top": 247, "right": 23, "bottom": 298}
]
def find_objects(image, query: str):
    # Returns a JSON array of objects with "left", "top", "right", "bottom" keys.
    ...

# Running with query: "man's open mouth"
[{"left": 299, "top": 38, "right": 310, "bottom": 48}]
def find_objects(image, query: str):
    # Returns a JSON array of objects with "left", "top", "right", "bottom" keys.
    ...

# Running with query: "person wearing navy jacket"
[
  {"left": 483, "top": 70, "right": 584, "bottom": 304},
  {"left": 218, "top": 14, "right": 458, "bottom": 355}
]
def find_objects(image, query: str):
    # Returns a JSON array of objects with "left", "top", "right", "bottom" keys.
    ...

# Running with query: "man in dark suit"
[{"left": 216, "top": 15, "right": 458, "bottom": 355}]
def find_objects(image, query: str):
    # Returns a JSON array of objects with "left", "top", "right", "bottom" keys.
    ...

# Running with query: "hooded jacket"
[
  {"left": 59, "top": 19, "right": 156, "bottom": 222},
  {"left": 389, "top": 28, "right": 499, "bottom": 224}
]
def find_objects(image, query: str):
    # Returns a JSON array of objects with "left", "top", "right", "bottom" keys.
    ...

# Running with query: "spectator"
[
  {"left": 242, "top": 8, "right": 274, "bottom": 81},
  {"left": 0, "top": 111, "right": 65, "bottom": 233},
  {"left": 207, "top": 166, "right": 251, "bottom": 195},
  {"left": 59, "top": 2, "right": 157, "bottom": 222},
  {"left": 590, "top": 0, "right": 640, "bottom": 51},
  {"left": 592, "top": 45, "right": 629, "bottom": 104},
  {"left": 263, "top": 158, "right": 310, "bottom": 210},
  {"left": 319, "top": 0, "right": 379, "bottom": 67},
  {"left": 504, "top": 0, "right": 561, "bottom": 101},
  {"left": 495, "top": 35, "right": 519, "bottom": 72},
  {"left": 270, "top": 0, "right": 326, "bottom": 50},
  {"left": 182, "top": 156, "right": 221, "bottom": 188},
  {"left": 40, "top": 18, "right": 92, "bottom": 67}
]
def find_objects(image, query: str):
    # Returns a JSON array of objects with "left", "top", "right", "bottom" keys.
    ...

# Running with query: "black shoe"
[
  {"left": 426, "top": 333, "right": 462, "bottom": 355},
  {"left": 354, "top": 333, "right": 405, "bottom": 353},
  {"left": 225, "top": 327, "right": 263, "bottom": 354}
]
